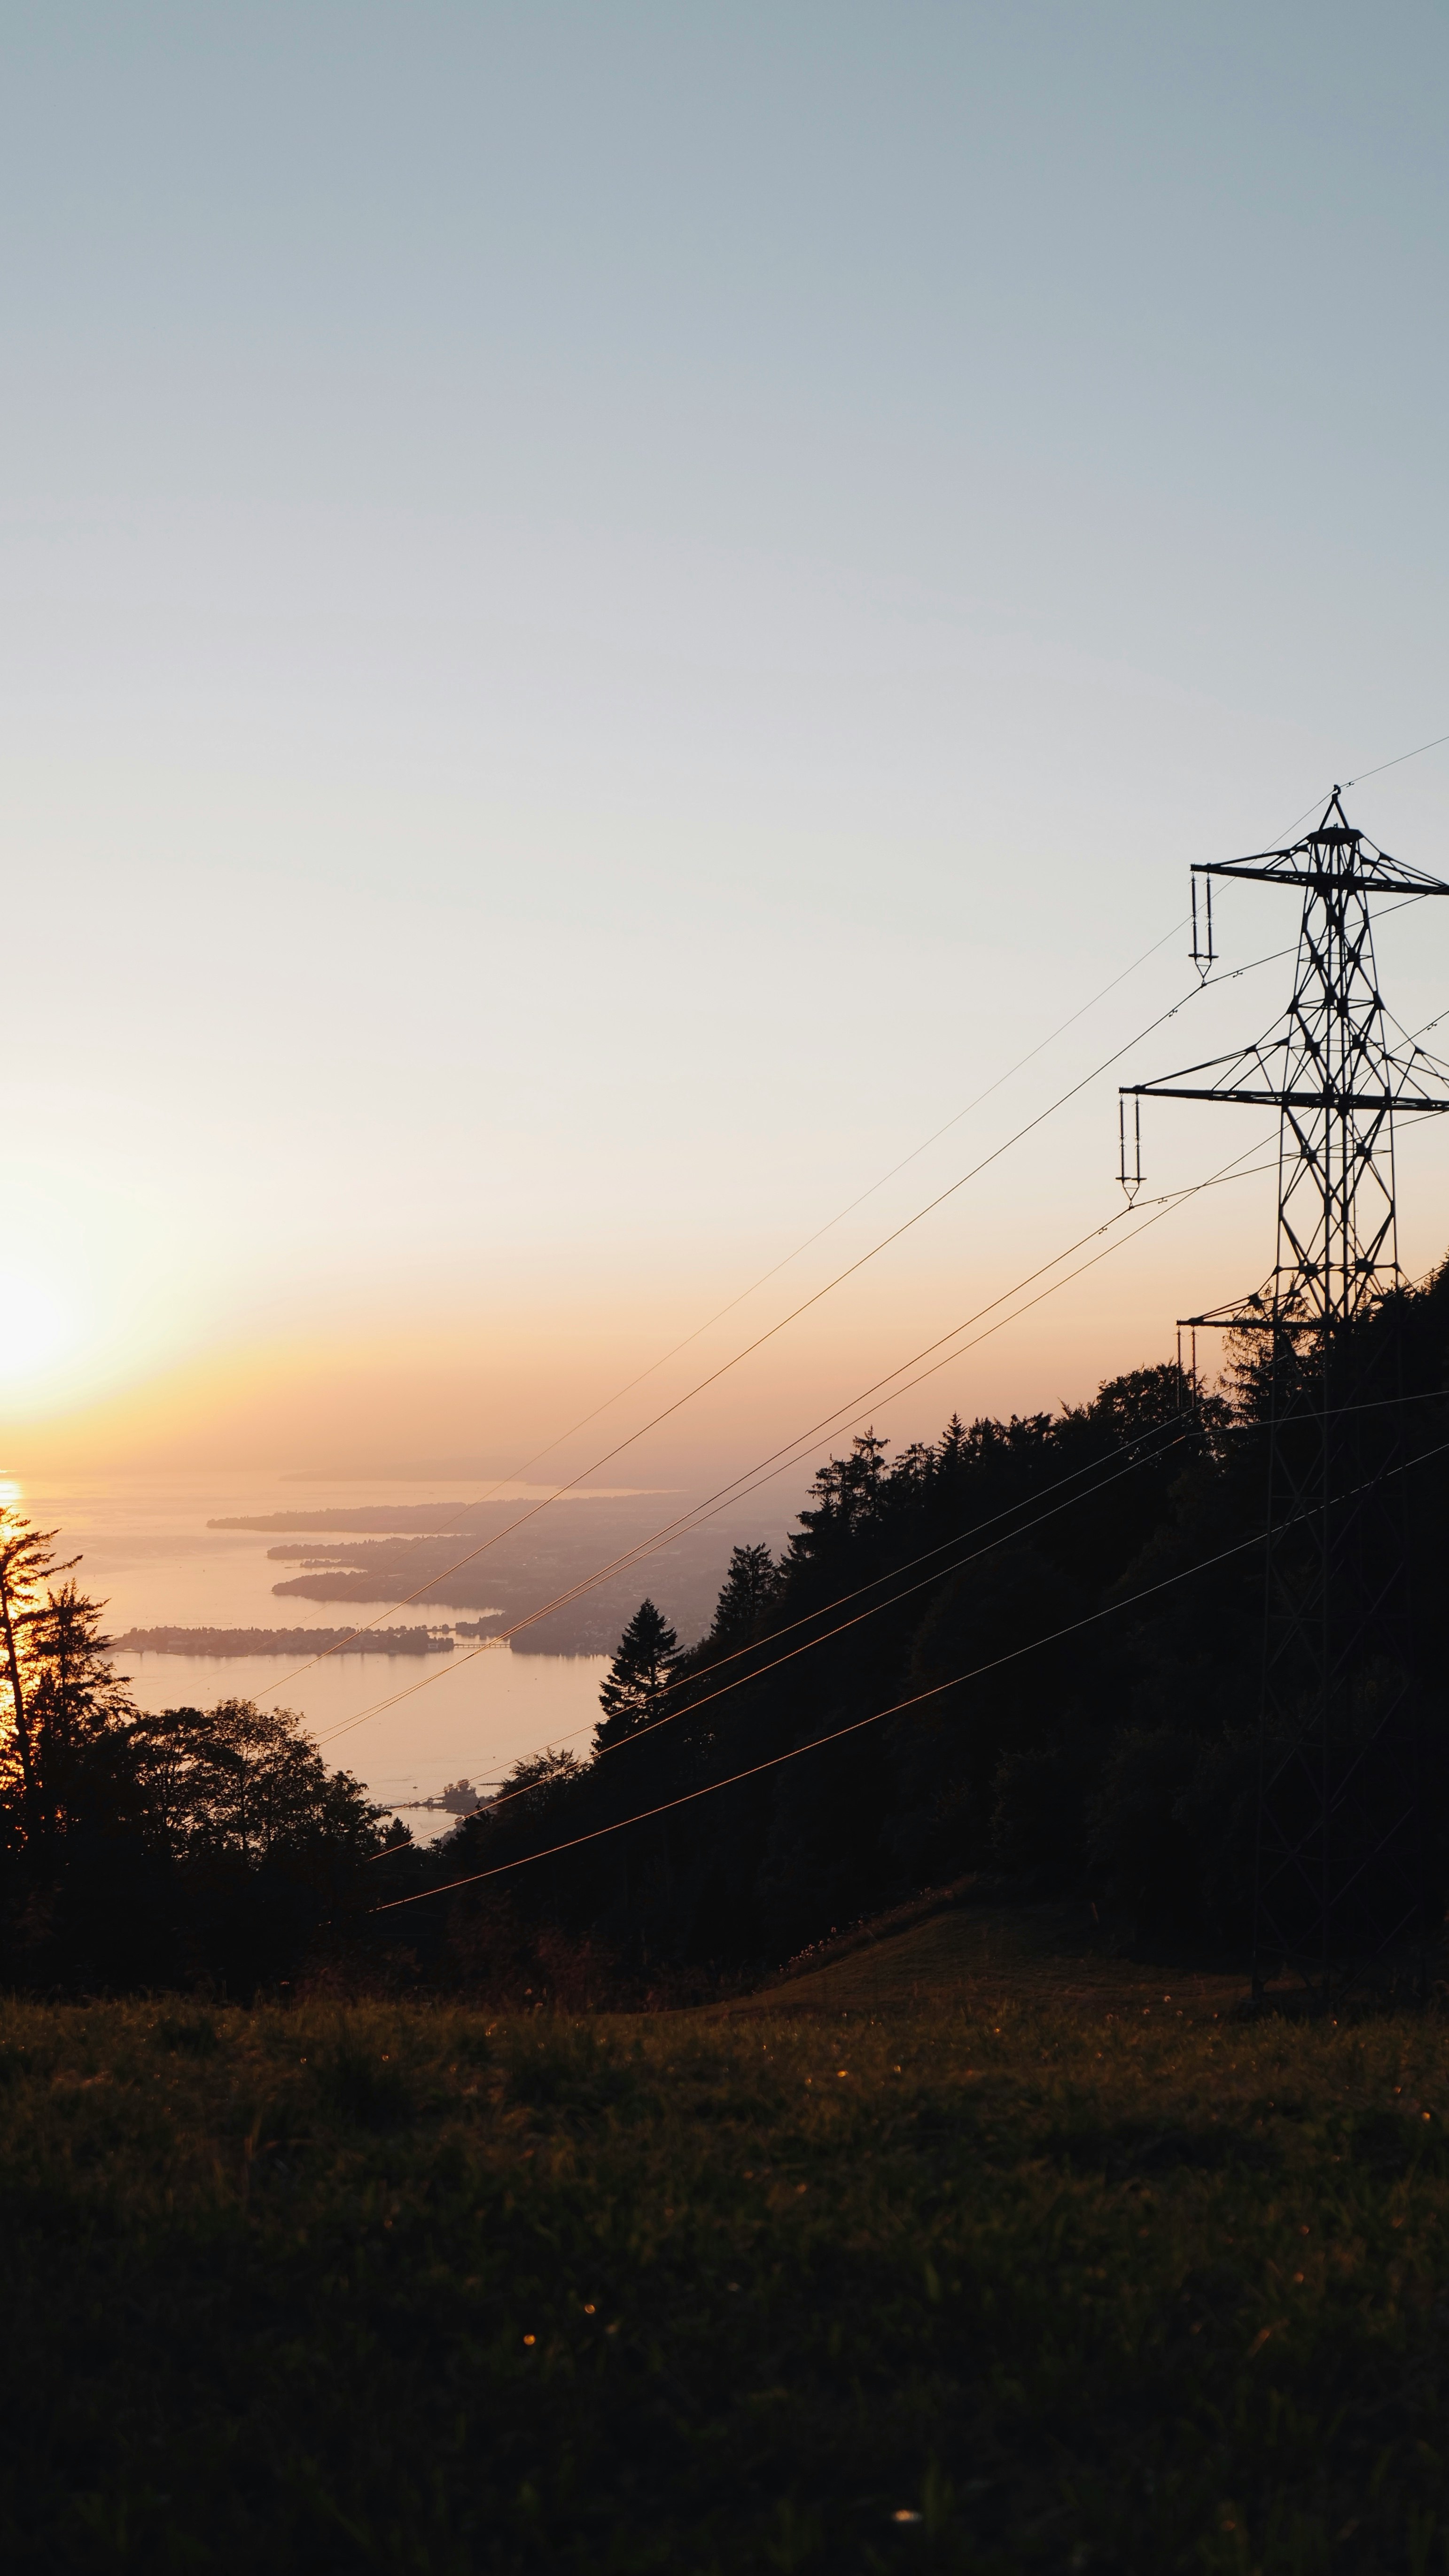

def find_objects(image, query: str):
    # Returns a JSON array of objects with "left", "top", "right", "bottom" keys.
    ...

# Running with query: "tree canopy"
[
  {"left": 0, "top": 1512, "right": 386, "bottom": 1993},
  {"left": 593, "top": 1599, "right": 679, "bottom": 1752},
  {"left": 7, "top": 1262, "right": 1449, "bottom": 1998}
]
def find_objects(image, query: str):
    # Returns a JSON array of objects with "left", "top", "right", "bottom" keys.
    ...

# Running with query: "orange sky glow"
[{"left": 8, "top": 6, "right": 1449, "bottom": 1528}]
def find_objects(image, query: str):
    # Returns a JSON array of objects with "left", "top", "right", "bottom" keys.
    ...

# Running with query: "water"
[{"left": 19, "top": 1469, "right": 610, "bottom": 1842}]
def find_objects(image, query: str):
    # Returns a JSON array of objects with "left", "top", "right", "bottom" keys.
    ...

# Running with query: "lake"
[{"left": 20, "top": 1469, "right": 615, "bottom": 1842}]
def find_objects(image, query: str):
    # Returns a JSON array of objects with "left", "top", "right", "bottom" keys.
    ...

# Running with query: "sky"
[{"left": 6, "top": 0, "right": 1449, "bottom": 1500}]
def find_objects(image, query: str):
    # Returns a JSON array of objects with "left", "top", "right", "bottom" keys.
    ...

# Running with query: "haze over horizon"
[{"left": 8, "top": 2, "right": 1449, "bottom": 1503}]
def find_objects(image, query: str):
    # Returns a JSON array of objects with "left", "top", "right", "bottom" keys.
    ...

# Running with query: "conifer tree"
[
  {"left": 26, "top": 1579, "right": 137, "bottom": 1833},
  {"left": 0, "top": 1514, "right": 94, "bottom": 1834},
  {"left": 594, "top": 1600, "right": 679, "bottom": 1752},
  {"left": 702, "top": 1543, "right": 777, "bottom": 1655}
]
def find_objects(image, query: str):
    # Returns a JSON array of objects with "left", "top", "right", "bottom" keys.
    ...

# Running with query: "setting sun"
[{"left": 0, "top": 1270, "right": 75, "bottom": 1389}]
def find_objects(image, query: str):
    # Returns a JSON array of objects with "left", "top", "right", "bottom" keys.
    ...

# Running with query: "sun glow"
[{"left": 0, "top": 1270, "right": 78, "bottom": 1390}]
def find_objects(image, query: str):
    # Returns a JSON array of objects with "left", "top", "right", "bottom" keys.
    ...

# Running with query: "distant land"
[
  {"left": 209, "top": 1492, "right": 666, "bottom": 1535},
  {"left": 114, "top": 1625, "right": 456, "bottom": 1658},
  {"left": 246, "top": 1494, "right": 794, "bottom": 1655},
  {"left": 202, "top": 1491, "right": 797, "bottom": 1656},
  {"left": 211, "top": 1504, "right": 499, "bottom": 1534}
]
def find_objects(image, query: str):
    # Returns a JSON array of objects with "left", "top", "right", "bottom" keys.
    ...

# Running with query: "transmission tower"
[{"left": 1123, "top": 790, "right": 1449, "bottom": 1997}]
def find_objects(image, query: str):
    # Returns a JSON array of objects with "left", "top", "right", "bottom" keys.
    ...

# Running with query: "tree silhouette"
[
  {"left": 0, "top": 1513, "right": 75, "bottom": 1829},
  {"left": 26, "top": 1580, "right": 137, "bottom": 1834},
  {"left": 128, "top": 1698, "right": 380, "bottom": 1865},
  {"left": 700, "top": 1543, "right": 777, "bottom": 1656},
  {"left": 594, "top": 1600, "right": 679, "bottom": 1753}
]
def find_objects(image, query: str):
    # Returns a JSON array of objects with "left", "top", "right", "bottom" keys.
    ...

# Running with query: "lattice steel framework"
[{"left": 1123, "top": 792, "right": 1449, "bottom": 1996}]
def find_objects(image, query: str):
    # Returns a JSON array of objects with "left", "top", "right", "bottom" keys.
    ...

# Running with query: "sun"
[{"left": 0, "top": 1269, "right": 77, "bottom": 1390}]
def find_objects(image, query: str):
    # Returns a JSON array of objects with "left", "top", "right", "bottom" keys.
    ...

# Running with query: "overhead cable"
[
  {"left": 367, "top": 1418, "right": 1195, "bottom": 1850},
  {"left": 373, "top": 1427, "right": 1449, "bottom": 1915},
  {"left": 266, "top": 954, "right": 1235, "bottom": 1702},
  {"left": 257, "top": 918, "right": 1194, "bottom": 1701},
  {"left": 266, "top": 931, "right": 1302, "bottom": 1710},
  {"left": 369, "top": 1358, "right": 1449, "bottom": 1850},
  {"left": 1277, "top": 728, "right": 1449, "bottom": 841},
  {"left": 319, "top": 1133, "right": 1276, "bottom": 1756}
]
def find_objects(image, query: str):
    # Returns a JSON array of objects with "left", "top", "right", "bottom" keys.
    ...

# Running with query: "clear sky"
[{"left": 6, "top": 1, "right": 1449, "bottom": 1493}]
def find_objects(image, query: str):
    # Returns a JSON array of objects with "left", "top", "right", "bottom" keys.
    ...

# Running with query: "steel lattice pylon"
[{"left": 1124, "top": 792, "right": 1449, "bottom": 1996}]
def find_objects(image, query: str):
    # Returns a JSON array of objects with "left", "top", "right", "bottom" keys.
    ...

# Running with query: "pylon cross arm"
[{"left": 1145, "top": 788, "right": 1445, "bottom": 1990}]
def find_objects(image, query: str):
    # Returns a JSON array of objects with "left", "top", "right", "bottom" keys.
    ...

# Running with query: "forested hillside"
[
  {"left": 3, "top": 1274, "right": 1448, "bottom": 1998},
  {"left": 377, "top": 1267, "right": 1449, "bottom": 1987}
]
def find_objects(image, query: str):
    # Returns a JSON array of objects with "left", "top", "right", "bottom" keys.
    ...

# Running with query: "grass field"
[{"left": 5, "top": 1927, "right": 1449, "bottom": 2570}]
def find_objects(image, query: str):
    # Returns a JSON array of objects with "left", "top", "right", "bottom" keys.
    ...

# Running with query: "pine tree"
[
  {"left": 702, "top": 1543, "right": 777, "bottom": 1655},
  {"left": 26, "top": 1579, "right": 137, "bottom": 1833},
  {"left": 790, "top": 1429, "right": 890, "bottom": 1561},
  {"left": 937, "top": 1413, "right": 970, "bottom": 1471},
  {"left": 0, "top": 1515, "right": 101, "bottom": 1833},
  {"left": 594, "top": 1600, "right": 679, "bottom": 1752}
]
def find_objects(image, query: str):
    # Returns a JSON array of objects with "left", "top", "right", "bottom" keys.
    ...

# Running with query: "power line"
[
  {"left": 323, "top": 1145, "right": 1276, "bottom": 1755},
  {"left": 549, "top": 1371, "right": 1449, "bottom": 1766},
  {"left": 296, "top": 940, "right": 1297, "bottom": 1739},
  {"left": 370, "top": 1355, "right": 1449, "bottom": 1852},
  {"left": 373, "top": 1426, "right": 1449, "bottom": 1916},
  {"left": 242, "top": 784, "right": 1447, "bottom": 1733},
  {"left": 366, "top": 773, "right": 1449, "bottom": 1919},
  {"left": 1346, "top": 729, "right": 1449, "bottom": 791},
  {"left": 1277, "top": 731, "right": 1449, "bottom": 841},
  {"left": 266, "top": 960, "right": 1227, "bottom": 1705},
  {"left": 1136, "top": 784, "right": 1449, "bottom": 1993},
  {"left": 256, "top": 917, "right": 1194, "bottom": 1704},
  {"left": 320, "top": 1132, "right": 1276, "bottom": 1757},
  {"left": 318, "top": 1156, "right": 1270, "bottom": 1761},
  {"left": 367, "top": 1418, "right": 1195, "bottom": 1851},
  {"left": 369, "top": 1362, "right": 1449, "bottom": 1851}
]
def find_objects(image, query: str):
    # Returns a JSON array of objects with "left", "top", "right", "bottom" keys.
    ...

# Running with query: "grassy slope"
[
  {"left": 727, "top": 1899, "right": 1247, "bottom": 2019},
  {"left": 4, "top": 1952, "right": 1449, "bottom": 2571}
]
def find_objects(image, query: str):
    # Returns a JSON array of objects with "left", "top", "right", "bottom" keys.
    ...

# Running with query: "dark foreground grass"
[{"left": 4, "top": 1992, "right": 1449, "bottom": 2572}]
